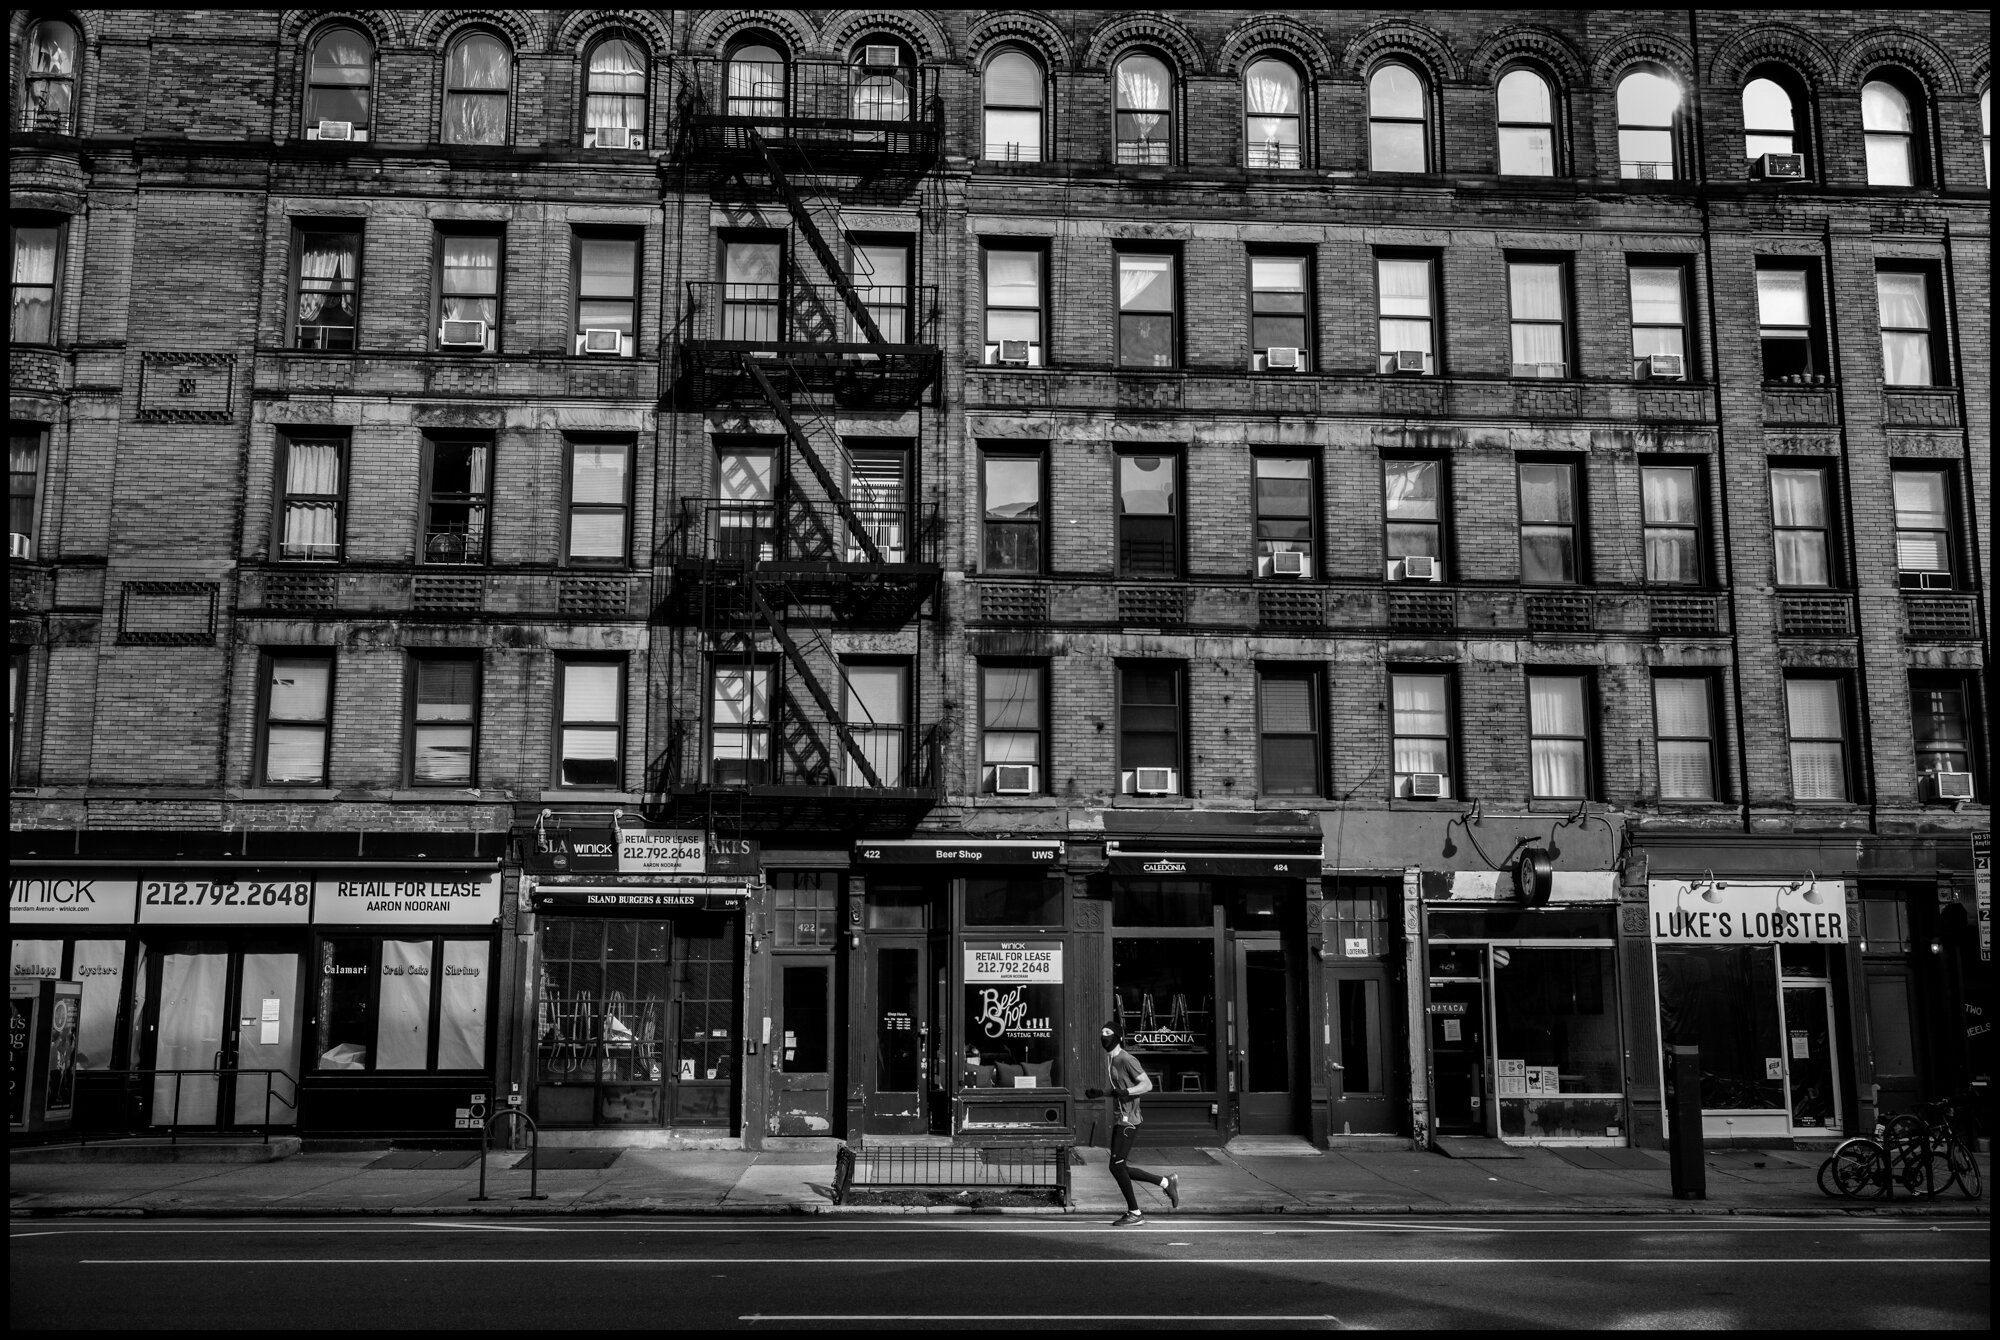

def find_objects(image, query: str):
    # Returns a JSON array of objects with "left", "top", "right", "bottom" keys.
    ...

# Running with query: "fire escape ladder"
[
  {"left": 775, "top": 684, "right": 834, "bottom": 785},
  {"left": 745, "top": 580, "right": 883, "bottom": 789},
  {"left": 741, "top": 356, "right": 884, "bottom": 565},
  {"left": 746, "top": 128, "right": 886, "bottom": 346}
]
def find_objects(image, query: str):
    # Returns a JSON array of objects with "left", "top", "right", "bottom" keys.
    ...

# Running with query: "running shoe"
[
  {"left": 1112, "top": 1210, "right": 1145, "bottom": 1226},
  {"left": 1164, "top": 1173, "right": 1181, "bottom": 1210}
]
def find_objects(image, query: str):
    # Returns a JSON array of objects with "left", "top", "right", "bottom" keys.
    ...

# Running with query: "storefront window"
[
  {"left": 964, "top": 876, "right": 1060, "bottom": 926},
  {"left": 1112, "top": 879, "right": 1210, "bottom": 927},
  {"left": 1656, "top": 944, "right": 1785, "bottom": 1110},
  {"left": 781, "top": 963, "right": 830, "bottom": 1073},
  {"left": 72, "top": 940, "right": 126, "bottom": 1070},
  {"left": 318, "top": 934, "right": 492, "bottom": 1073},
  {"left": 11, "top": 939, "right": 62, "bottom": 977},
  {"left": 316, "top": 938, "right": 373, "bottom": 1069},
  {"left": 1112, "top": 937, "right": 1215, "bottom": 1092},
  {"left": 1492, "top": 946, "right": 1619, "bottom": 1093},
  {"left": 673, "top": 919, "right": 737, "bottom": 1124},
  {"left": 377, "top": 939, "right": 433, "bottom": 1070},
  {"left": 437, "top": 940, "right": 488, "bottom": 1069},
  {"left": 963, "top": 939, "right": 1062, "bottom": 1087},
  {"left": 773, "top": 872, "right": 837, "bottom": 947}
]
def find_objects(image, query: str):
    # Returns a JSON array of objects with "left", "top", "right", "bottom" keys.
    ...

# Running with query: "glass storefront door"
[
  {"left": 864, "top": 939, "right": 933, "bottom": 1132},
  {"left": 148, "top": 941, "right": 302, "bottom": 1129},
  {"left": 1782, "top": 983, "right": 1841, "bottom": 1134},
  {"left": 1330, "top": 969, "right": 1394, "bottom": 1133},
  {"left": 1235, "top": 941, "right": 1295, "bottom": 1135},
  {"left": 1428, "top": 978, "right": 1486, "bottom": 1134}
]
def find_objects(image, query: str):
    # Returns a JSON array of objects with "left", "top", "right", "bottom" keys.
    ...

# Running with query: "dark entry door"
[
  {"left": 772, "top": 959, "right": 835, "bottom": 1136},
  {"left": 1329, "top": 967, "right": 1395, "bottom": 1134},
  {"left": 1865, "top": 964, "right": 1923, "bottom": 1115},
  {"left": 1428, "top": 980, "right": 1486, "bottom": 1135},
  {"left": 1234, "top": 941, "right": 1299, "bottom": 1135},
  {"left": 148, "top": 941, "right": 302, "bottom": 1129},
  {"left": 863, "top": 938, "right": 932, "bottom": 1133}
]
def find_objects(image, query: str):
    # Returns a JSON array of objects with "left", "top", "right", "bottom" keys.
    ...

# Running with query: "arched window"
[
  {"left": 726, "top": 41, "right": 786, "bottom": 121},
  {"left": 19, "top": 18, "right": 79, "bottom": 134},
  {"left": 1369, "top": 62, "right": 1429, "bottom": 172},
  {"left": 982, "top": 48, "right": 1044, "bottom": 162},
  {"left": 1983, "top": 88, "right": 1990, "bottom": 186},
  {"left": 442, "top": 30, "right": 511, "bottom": 145},
  {"left": 1114, "top": 52, "right": 1173, "bottom": 165},
  {"left": 1617, "top": 69, "right": 1681, "bottom": 179},
  {"left": 583, "top": 35, "right": 646, "bottom": 148},
  {"left": 1742, "top": 75, "right": 1796, "bottom": 162},
  {"left": 1245, "top": 57, "right": 1302, "bottom": 169},
  {"left": 1496, "top": 68, "right": 1557, "bottom": 175},
  {"left": 306, "top": 25, "right": 374, "bottom": 139},
  {"left": 1862, "top": 77, "right": 1916, "bottom": 186},
  {"left": 851, "top": 38, "right": 911, "bottom": 126}
]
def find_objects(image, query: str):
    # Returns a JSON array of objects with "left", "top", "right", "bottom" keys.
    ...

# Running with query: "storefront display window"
[
  {"left": 377, "top": 939, "right": 432, "bottom": 1069},
  {"left": 316, "top": 934, "right": 492, "bottom": 1073},
  {"left": 1112, "top": 937, "right": 1215, "bottom": 1092},
  {"left": 1492, "top": 946, "right": 1619, "bottom": 1093},
  {"left": 8, "top": 939, "right": 127, "bottom": 1070},
  {"left": 673, "top": 919, "right": 737, "bottom": 1124},
  {"left": 1113, "top": 880, "right": 1210, "bottom": 928},
  {"left": 964, "top": 876, "right": 1060, "bottom": 926},
  {"left": 1656, "top": 944, "right": 1785, "bottom": 1110},
  {"left": 317, "top": 938, "right": 372, "bottom": 1069},
  {"left": 963, "top": 937, "right": 1062, "bottom": 1087}
]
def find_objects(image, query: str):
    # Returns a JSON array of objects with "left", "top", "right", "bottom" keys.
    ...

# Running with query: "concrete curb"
[{"left": 11, "top": 1201, "right": 1988, "bottom": 1219}]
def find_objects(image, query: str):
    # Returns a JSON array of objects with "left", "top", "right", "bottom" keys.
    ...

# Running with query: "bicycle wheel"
[
  {"left": 1826, "top": 1139, "right": 1887, "bottom": 1199},
  {"left": 1947, "top": 1139, "right": 1982, "bottom": 1200}
]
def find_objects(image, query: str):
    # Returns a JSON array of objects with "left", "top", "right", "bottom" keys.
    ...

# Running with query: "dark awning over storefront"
[
  {"left": 1098, "top": 810, "right": 1322, "bottom": 877},
  {"left": 852, "top": 839, "right": 1063, "bottom": 867},
  {"left": 527, "top": 877, "right": 752, "bottom": 914}
]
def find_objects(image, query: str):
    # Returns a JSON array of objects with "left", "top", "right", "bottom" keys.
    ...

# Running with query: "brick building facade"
[{"left": 8, "top": 9, "right": 1989, "bottom": 1151}]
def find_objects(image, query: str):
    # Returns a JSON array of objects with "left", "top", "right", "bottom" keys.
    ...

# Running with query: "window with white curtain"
[
  {"left": 583, "top": 35, "right": 646, "bottom": 144},
  {"left": 1653, "top": 676, "right": 1717, "bottom": 801},
  {"left": 437, "top": 231, "right": 500, "bottom": 351},
  {"left": 557, "top": 658, "right": 624, "bottom": 788},
  {"left": 1892, "top": 468, "right": 1954, "bottom": 587},
  {"left": 1369, "top": 63, "right": 1429, "bottom": 171},
  {"left": 262, "top": 653, "right": 333, "bottom": 785},
  {"left": 982, "top": 48, "right": 1044, "bottom": 161},
  {"left": 983, "top": 245, "right": 1043, "bottom": 362},
  {"left": 1617, "top": 69, "right": 1680, "bottom": 179},
  {"left": 566, "top": 438, "right": 631, "bottom": 562},
  {"left": 726, "top": 42, "right": 786, "bottom": 120},
  {"left": 1861, "top": 79, "right": 1915, "bottom": 186},
  {"left": 1756, "top": 266, "right": 1820, "bottom": 381},
  {"left": 1786, "top": 677, "right": 1850, "bottom": 802},
  {"left": 1117, "top": 252, "right": 1177, "bottom": 367},
  {"left": 20, "top": 18, "right": 79, "bottom": 134},
  {"left": 1245, "top": 58, "right": 1302, "bottom": 168},
  {"left": 1628, "top": 264, "right": 1687, "bottom": 377},
  {"left": 1769, "top": 464, "right": 1832, "bottom": 587},
  {"left": 11, "top": 223, "right": 60, "bottom": 344},
  {"left": 1376, "top": 255, "right": 1435, "bottom": 373},
  {"left": 1391, "top": 671, "right": 1452, "bottom": 798},
  {"left": 1876, "top": 269, "right": 1936, "bottom": 386},
  {"left": 442, "top": 30, "right": 511, "bottom": 145},
  {"left": 1508, "top": 259, "right": 1568, "bottom": 374},
  {"left": 980, "top": 662, "right": 1044, "bottom": 793},
  {"left": 1742, "top": 75, "right": 1796, "bottom": 162},
  {"left": 306, "top": 26, "right": 373, "bottom": 135},
  {"left": 1497, "top": 68, "right": 1556, "bottom": 175},
  {"left": 851, "top": 38, "right": 911, "bottom": 127},
  {"left": 843, "top": 661, "right": 908, "bottom": 787},
  {"left": 293, "top": 226, "right": 359, "bottom": 350},
  {"left": 276, "top": 435, "right": 345, "bottom": 561},
  {"left": 409, "top": 655, "right": 477, "bottom": 786},
  {"left": 1641, "top": 464, "right": 1703, "bottom": 585},
  {"left": 1115, "top": 53, "right": 1172, "bottom": 165},
  {"left": 1529, "top": 674, "right": 1591, "bottom": 799},
  {"left": 710, "top": 661, "right": 772, "bottom": 784}
]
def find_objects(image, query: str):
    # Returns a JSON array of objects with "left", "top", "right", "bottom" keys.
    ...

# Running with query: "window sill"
[{"left": 537, "top": 790, "right": 640, "bottom": 803}]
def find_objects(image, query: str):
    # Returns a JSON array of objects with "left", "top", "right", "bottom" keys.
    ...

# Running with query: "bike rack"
[{"left": 471, "top": 1108, "right": 548, "bottom": 1202}]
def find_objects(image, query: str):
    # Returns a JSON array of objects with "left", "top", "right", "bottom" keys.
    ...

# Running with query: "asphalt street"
[{"left": 9, "top": 1215, "right": 1989, "bottom": 1330}]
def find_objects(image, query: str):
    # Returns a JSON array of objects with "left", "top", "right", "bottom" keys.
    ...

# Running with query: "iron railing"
[
  {"left": 675, "top": 495, "right": 942, "bottom": 567},
  {"left": 682, "top": 280, "right": 938, "bottom": 351},
  {"left": 834, "top": 1142, "right": 1072, "bottom": 1205},
  {"left": 76, "top": 1067, "right": 298, "bottom": 1144},
  {"left": 657, "top": 714, "right": 943, "bottom": 796},
  {"left": 680, "top": 57, "right": 942, "bottom": 160}
]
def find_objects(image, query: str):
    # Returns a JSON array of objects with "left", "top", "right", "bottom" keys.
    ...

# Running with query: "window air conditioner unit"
[
  {"left": 313, "top": 119, "right": 354, "bottom": 141},
  {"left": 1264, "top": 345, "right": 1302, "bottom": 370},
  {"left": 993, "top": 763, "right": 1037, "bottom": 795},
  {"left": 1407, "top": 772, "right": 1447, "bottom": 799},
  {"left": 440, "top": 319, "right": 488, "bottom": 347},
  {"left": 1531, "top": 362, "right": 1567, "bottom": 379},
  {"left": 582, "top": 327, "right": 622, "bottom": 355},
  {"left": 9, "top": 532, "right": 31, "bottom": 561},
  {"left": 862, "top": 45, "right": 901, "bottom": 71},
  {"left": 1401, "top": 554, "right": 1441, "bottom": 582},
  {"left": 1647, "top": 353, "right": 1685, "bottom": 381},
  {"left": 1133, "top": 767, "right": 1179, "bottom": 796},
  {"left": 1761, "top": 152, "right": 1805, "bottom": 180},
  {"left": 1271, "top": 550, "right": 1309, "bottom": 577},
  {"left": 997, "top": 339, "right": 1031, "bottom": 365},
  {"left": 1929, "top": 771, "right": 1975, "bottom": 802},
  {"left": 590, "top": 125, "right": 634, "bottom": 150},
  {"left": 1393, "top": 349, "right": 1427, "bottom": 374},
  {"left": 1900, "top": 570, "right": 1952, "bottom": 590}
]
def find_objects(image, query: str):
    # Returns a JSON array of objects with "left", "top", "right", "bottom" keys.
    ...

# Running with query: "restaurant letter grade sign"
[
  {"left": 964, "top": 942, "right": 1063, "bottom": 983},
  {"left": 1647, "top": 879, "right": 1848, "bottom": 944}
]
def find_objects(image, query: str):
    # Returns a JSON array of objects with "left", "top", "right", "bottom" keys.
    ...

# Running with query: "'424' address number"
[{"left": 142, "top": 880, "right": 310, "bottom": 908}]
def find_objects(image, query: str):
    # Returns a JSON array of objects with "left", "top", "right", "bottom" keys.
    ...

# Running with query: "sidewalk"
[{"left": 10, "top": 1140, "right": 1990, "bottom": 1218}]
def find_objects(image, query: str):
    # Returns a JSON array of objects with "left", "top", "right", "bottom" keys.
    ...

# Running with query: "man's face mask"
[{"left": 1100, "top": 1028, "right": 1118, "bottom": 1052}]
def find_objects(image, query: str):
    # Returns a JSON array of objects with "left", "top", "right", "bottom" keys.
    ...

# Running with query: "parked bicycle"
[{"left": 1818, "top": 1095, "right": 1982, "bottom": 1201}]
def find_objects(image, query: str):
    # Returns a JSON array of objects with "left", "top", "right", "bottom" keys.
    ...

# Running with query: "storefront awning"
[
  {"left": 853, "top": 839, "right": 1063, "bottom": 867},
  {"left": 1095, "top": 808, "right": 1322, "bottom": 877},
  {"left": 527, "top": 881, "right": 754, "bottom": 913}
]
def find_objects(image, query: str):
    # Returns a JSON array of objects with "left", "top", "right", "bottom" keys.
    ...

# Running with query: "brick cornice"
[
  {"left": 1836, "top": 27, "right": 1964, "bottom": 94},
  {"left": 549, "top": 9, "right": 673, "bottom": 62},
  {"left": 1341, "top": 21, "right": 1464, "bottom": 84},
  {"left": 1080, "top": 11, "right": 1206, "bottom": 76},
  {"left": 1466, "top": 25, "right": 1587, "bottom": 89},
  {"left": 278, "top": 9, "right": 409, "bottom": 49},
  {"left": 965, "top": 11, "right": 1074, "bottom": 70},
  {"left": 1215, "top": 15, "right": 1334, "bottom": 81},
  {"left": 815, "top": 9, "right": 954, "bottom": 64},
  {"left": 1589, "top": 32, "right": 1695, "bottom": 89},
  {"left": 1704, "top": 23, "right": 1835, "bottom": 89},
  {"left": 409, "top": 8, "right": 547, "bottom": 55},
  {"left": 685, "top": 8, "right": 817, "bottom": 60}
]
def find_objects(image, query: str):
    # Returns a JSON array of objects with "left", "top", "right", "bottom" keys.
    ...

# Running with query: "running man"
[{"left": 1087, "top": 1018, "right": 1180, "bottom": 1225}]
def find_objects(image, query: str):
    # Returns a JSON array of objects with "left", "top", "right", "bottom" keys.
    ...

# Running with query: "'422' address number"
[{"left": 142, "top": 880, "right": 310, "bottom": 908}]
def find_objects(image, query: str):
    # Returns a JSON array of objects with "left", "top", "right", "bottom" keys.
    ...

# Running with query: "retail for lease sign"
[
  {"left": 1647, "top": 879, "right": 1848, "bottom": 944},
  {"left": 964, "top": 941, "right": 1063, "bottom": 983},
  {"left": 313, "top": 874, "right": 501, "bottom": 925},
  {"left": 617, "top": 828, "right": 707, "bottom": 875},
  {"left": 9, "top": 877, "right": 138, "bottom": 926},
  {"left": 138, "top": 876, "right": 312, "bottom": 925}
]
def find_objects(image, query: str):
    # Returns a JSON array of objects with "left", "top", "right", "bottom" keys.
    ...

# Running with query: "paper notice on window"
[
  {"left": 1765, "top": 1057, "right": 1784, "bottom": 1079},
  {"left": 260, "top": 996, "right": 281, "bottom": 1045},
  {"left": 1498, "top": 1062, "right": 1527, "bottom": 1097},
  {"left": 1790, "top": 1030, "right": 1810, "bottom": 1059},
  {"left": 1442, "top": 1019, "right": 1462, "bottom": 1042}
]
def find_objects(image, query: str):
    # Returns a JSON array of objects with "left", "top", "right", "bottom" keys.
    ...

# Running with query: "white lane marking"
[
  {"left": 740, "top": 1316, "right": 1340, "bottom": 1324},
  {"left": 409, "top": 1222, "right": 549, "bottom": 1232},
  {"left": 77, "top": 1257, "right": 1992, "bottom": 1267}
]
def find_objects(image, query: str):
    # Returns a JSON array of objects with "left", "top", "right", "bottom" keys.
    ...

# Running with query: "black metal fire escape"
[{"left": 655, "top": 58, "right": 944, "bottom": 833}]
